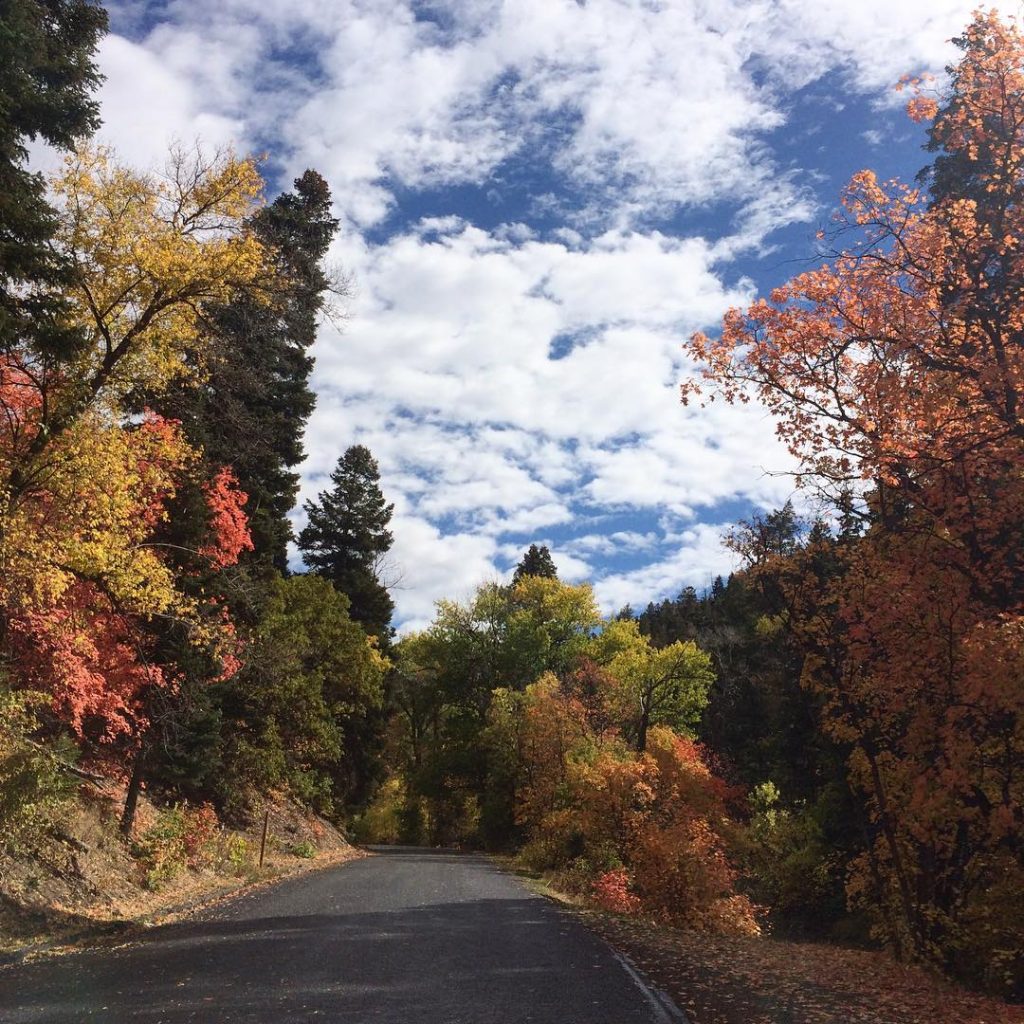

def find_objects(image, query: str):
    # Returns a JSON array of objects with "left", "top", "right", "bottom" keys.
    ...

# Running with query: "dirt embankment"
[{"left": 0, "top": 780, "right": 361, "bottom": 960}]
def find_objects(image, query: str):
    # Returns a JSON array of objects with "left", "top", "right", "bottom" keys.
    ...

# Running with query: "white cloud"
[
  {"left": 592, "top": 524, "right": 740, "bottom": 614},
  {"left": 548, "top": 549, "right": 593, "bottom": 584},
  {"left": 564, "top": 532, "right": 660, "bottom": 558},
  {"left": 88, "top": 0, "right": 998, "bottom": 627},
  {"left": 762, "top": 0, "right": 989, "bottom": 95},
  {"left": 94, "top": 35, "right": 244, "bottom": 168},
  {"left": 96, "top": 1, "right": 999, "bottom": 223},
  {"left": 297, "top": 213, "right": 798, "bottom": 626},
  {"left": 386, "top": 514, "right": 500, "bottom": 633}
]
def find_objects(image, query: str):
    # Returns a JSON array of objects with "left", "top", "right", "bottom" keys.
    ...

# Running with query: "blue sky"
[{"left": 88, "top": 0, "right": 988, "bottom": 628}]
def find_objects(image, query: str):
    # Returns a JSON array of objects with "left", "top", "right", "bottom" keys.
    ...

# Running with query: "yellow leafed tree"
[{"left": 0, "top": 144, "right": 268, "bottom": 744}]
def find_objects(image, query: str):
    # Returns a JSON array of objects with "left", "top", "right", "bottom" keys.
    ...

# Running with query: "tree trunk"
[
  {"left": 635, "top": 700, "right": 651, "bottom": 753},
  {"left": 861, "top": 737, "right": 928, "bottom": 960},
  {"left": 120, "top": 742, "right": 147, "bottom": 837}
]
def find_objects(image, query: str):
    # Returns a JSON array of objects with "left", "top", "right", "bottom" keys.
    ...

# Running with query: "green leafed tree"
[
  {"left": 299, "top": 445, "right": 395, "bottom": 642},
  {"left": 0, "top": 0, "right": 107, "bottom": 361},
  {"left": 504, "top": 575, "right": 600, "bottom": 684},
  {"left": 218, "top": 574, "right": 388, "bottom": 816},
  {"left": 589, "top": 618, "right": 714, "bottom": 751}
]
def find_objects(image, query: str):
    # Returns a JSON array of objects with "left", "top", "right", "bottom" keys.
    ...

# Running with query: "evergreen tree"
[
  {"left": 0, "top": 0, "right": 107, "bottom": 361},
  {"left": 299, "top": 445, "right": 395, "bottom": 641},
  {"left": 512, "top": 543, "right": 558, "bottom": 583}
]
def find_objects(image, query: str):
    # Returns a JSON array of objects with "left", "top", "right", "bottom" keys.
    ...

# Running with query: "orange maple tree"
[
  {"left": 685, "top": 10, "right": 1023, "bottom": 987},
  {"left": 200, "top": 467, "right": 255, "bottom": 570},
  {"left": 508, "top": 674, "right": 759, "bottom": 936}
]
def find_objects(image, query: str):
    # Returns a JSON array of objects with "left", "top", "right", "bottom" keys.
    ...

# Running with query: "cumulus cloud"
[
  {"left": 97, "top": 1, "right": 998, "bottom": 221},
  {"left": 384, "top": 512, "right": 500, "bottom": 632},
  {"left": 592, "top": 523, "right": 741, "bottom": 614},
  {"left": 86, "top": 0, "right": 997, "bottom": 627},
  {"left": 294, "top": 213, "right": 796, "bottom": 625},
  {"left": 93, "top": 34, "right": 244, "bottom": 168}
]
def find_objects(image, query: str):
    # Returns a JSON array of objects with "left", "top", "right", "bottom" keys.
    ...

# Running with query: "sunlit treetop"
[
  {"left": 686, "top": 8, "right": 1024, "bottom": 491},
  {"left": 51, "top": 145, "right": 267, "bottom": 411}
]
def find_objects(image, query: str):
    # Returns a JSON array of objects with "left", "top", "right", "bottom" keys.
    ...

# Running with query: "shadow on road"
[
  {"left": 1, "top": 849, "right": 672, "bottom": 1024},
  {"left": 3, "top": 900, "right": 649, "bottom": 1023}
]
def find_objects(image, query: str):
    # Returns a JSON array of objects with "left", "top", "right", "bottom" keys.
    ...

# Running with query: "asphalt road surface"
[{"left": 0, "top": 847, "right": 686, "bottom": 1023}]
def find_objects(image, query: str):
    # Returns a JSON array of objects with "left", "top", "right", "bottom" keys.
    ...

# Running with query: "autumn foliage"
[
  {"left": 686, "top": 10, "right": 1024, "bottom": 989},
  {"left": 0, "top": 148, "right": 268, "bottom": 793},
  {"left": 372, "top": 583, "right": 749, "bottom": 934},
  {"left": 200, "top": 468, "right": 255, "bottom": 570},
  {"left": 3, "top": 5, "right": 1022, "bottom": 1009},
  {"left": 360, "top": 570, "right": 762, "bottom": 936},
  {"left": 511, "top": 675, "right": 758, "bottom": 936},
  {"left": 0, "top": 124, "right": 391, "bottom": 862},
  {"left": 9, "top": 582, "right": 168, "bottom": 742},
  {"left": 0, "top": 7, "right": 397, "bottom": 951},
  {"left": 1, "top": 151, "right": 262, "bottom": 669}
]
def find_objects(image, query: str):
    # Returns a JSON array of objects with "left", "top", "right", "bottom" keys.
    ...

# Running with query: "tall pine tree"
[
  {"left": 0, "top": 0, "right": 107, "bottom": 362},
  {"left": 151, "top": 169, "right": 339, "bottom": 576},
  {"left": 299, "top": 445, "right": 395, "bottom": 642}
]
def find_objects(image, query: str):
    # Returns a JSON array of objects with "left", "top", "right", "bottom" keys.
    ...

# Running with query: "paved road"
[{"left": 0, "top": 847, "right": 685, "bottom": 1023}]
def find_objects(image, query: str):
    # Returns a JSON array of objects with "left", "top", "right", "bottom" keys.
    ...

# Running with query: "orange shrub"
[
  {"left": 593, "top": 867, "right": 641, "bottom": 914},
  {"left": 516, "top": 680, "right": 759, "bottom": 935}
]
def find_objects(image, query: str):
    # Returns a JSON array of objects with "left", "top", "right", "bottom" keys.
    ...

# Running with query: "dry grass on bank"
[{"left": 0, "top": 780, "right": 361, "bottom": 959}]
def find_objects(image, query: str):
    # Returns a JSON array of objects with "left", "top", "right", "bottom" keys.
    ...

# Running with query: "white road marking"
[{"left": 609, "top": 946, "right": 690, "bottom": 1024}]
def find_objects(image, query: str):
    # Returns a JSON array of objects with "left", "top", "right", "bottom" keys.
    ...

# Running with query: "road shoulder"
[{"left": 491, "top": 858, "right": 1024, "bottom": 1024}]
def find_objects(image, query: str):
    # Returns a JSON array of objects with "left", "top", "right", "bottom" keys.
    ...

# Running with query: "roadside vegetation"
[{"left": 0, "top": 0, "right": 386, "bottom": 938}]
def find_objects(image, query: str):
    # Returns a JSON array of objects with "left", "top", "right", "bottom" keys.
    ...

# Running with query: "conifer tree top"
[
  {"left": 513, "top": 543, "right": 558, "bottom": 584},
  {"left": 298, "top": 445, "right": 395, "bottom": 640}
]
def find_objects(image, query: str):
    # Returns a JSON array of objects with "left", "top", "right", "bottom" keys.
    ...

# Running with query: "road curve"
[{"left": 0, "top": 847, "right": 685, "bottom": 1023}]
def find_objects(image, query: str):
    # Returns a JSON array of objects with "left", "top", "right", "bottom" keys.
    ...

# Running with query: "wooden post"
[{"left": 258, "top": 810, "right": 269, "bottom": 868}]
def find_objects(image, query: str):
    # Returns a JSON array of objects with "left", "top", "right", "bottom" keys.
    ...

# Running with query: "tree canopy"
[
  {"left": 0, "top": 0, "right": 107, "bottom": 362},
  {"left": 686, "top": 9, "right": 1024, "bottom": 980}
]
